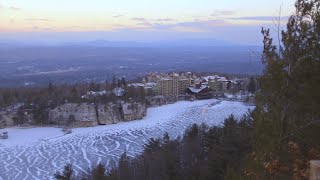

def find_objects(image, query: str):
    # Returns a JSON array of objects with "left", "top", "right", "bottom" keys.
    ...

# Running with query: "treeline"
[
  {"left": 0, "top": 76, "right": 142, "bottom": 108},
  {"left": 54, "top": 115, "right": 253, "bottom": 180},
  {"left": 0, "top": 76, "right": 148, "bottom": 125}
]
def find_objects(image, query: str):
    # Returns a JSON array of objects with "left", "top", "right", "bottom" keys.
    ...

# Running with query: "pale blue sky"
[{"left": 0, "top": 0, "right": 295, "bottom": 45}]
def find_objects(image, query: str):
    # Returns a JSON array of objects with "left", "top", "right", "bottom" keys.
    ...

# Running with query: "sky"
[{"left": 0, "top": 0, "right": 296, "bottom": 45}]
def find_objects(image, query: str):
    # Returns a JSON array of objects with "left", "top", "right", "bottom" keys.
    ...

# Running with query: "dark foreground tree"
[
  {"left": 91, "top": 163, "right": 108, "bottom": 180},
  {"left": 247, "top": 76, "right": 256, "bottom": 94},
  {"left": 246, "top": 0, "right": 320, "bottom": 179},
  {"left": 54, "top": 163, "right": 74, "bottom": 180}
]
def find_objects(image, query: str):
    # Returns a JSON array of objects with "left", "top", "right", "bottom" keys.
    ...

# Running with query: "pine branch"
[{"left": 280, "top": 119, "right": 320, "bottom": 142}]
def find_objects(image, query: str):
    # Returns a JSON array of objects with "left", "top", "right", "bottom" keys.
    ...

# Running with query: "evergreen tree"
[
  {"left": 247, "top": 0, "right": 320, "bottom": 178},
  {"left": 121, "top": 77, "right": 126, "bottom": 87},
  {"left": 117, "top": 79, "right": 122, "bottom": 88},
  {"left": 247, "top": 76, "right": 256, "bottom": 94},
  {"left": 112, "top": 75, "right": 117, "bottom": 88},
  {"left": 71, "top": 85, "right": 78, "bottom": 102},
  {"left": 54, "top": 163, "right": 74, "bottom": 180},
  {"left": 48, "top": 82, "right": 54, "bottom": 94},
  {"left": 118, "top": 151, "right": 131, "bottom": 180},
  {"left": 92, "top": 163, "right": 107, "bottom": 180},
  {"left": 105, "top": 80, "right": 109, "bottom": 90}
]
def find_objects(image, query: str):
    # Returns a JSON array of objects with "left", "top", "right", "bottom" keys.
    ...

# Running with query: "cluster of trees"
[
  {"left": 55, "top": 0, "right": 320, "bottom": 179},
  {"left": 55, "top": 115, "right": 253, "bottom": 180}
]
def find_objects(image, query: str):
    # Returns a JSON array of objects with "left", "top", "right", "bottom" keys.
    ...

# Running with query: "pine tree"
[
  {"left": 121, "top": 77, "right": 126, "bottom": 87},
  {"left": 248, "top": 0, "right": 320, "bottom": 178},
  {"left": 117, "top": 79, "right": 122, "bottom": 88},
  {"left": 118, "top": 151, "right": 131, "bottom": 180},
  {"left": 54, "top": 163, "right": 74, "bottom": 180},
  {"left": 92, "top": 163, "right": 107, "bottom": 180},
  {"left": 112, "top": 74, "right": 117, "bottom": 88},
  {"left": 247, "top": 76, "right": 256, "bottom": 94}
]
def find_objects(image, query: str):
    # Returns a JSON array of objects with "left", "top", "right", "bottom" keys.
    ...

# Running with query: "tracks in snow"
[{"left": 0, "top": 101, "right": 253, "bottom": 180}]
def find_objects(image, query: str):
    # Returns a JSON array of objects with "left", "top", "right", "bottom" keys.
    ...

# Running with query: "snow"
[
  {"left": 0, "top": 127, "right": 64, "bottom": 148},
  {"left": 0, "top": 99, "right": 254, "bottom": 180},
  {"left": 188, "top": 86, "right": 208, "bottom": 93},
  {"left": 202, "top": 75, "right": 220, "bottom": 82},
  {"left": 128, "top": 83, "right": 145, "bottom": 87},
  {"left": 112, "top": 87, "right": 124, "bottom": 97}
]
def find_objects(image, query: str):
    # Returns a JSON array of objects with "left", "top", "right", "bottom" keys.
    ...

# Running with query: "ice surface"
[{"left": 0, "top": 99, "right": 254, "bottom": 180}]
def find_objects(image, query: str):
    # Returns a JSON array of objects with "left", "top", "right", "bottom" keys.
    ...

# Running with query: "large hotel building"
[{"left": 158, "top": 73, "right": 195, "bottom": 97}]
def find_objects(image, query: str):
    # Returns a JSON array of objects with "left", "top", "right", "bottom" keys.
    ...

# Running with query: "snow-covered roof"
[
  {"left": 202, "top": 75, "right": 220, "bottom": 82},
  {"left": 188, "top": 85, "right": 208, "bottom": 94},
  {"left": 113, "top": 87, "right": 125, "bottom": 97},
  {"left": 128, "top": 83, "right": 145, "bottom": 87},
  {"left": 82, "top": 90, "right": 110, "bottom": 99},
  {"left": 217, "top": 77, "right": 228, "bottom": 82},
  {"left": 160, "top": 77, "right": 172, "bottom": 81},
  {"left": 87, "top": 90, "right": 108, "bottom": 96},
  {"left": 145, "top": 82, "right": 157, "bottom": 87}
]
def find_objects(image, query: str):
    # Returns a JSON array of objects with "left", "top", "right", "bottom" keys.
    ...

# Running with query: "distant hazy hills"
[{"left": 0, "top": 38, "right": 257, "bottom": 48}]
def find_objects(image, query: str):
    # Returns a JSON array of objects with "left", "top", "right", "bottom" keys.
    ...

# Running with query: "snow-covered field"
[{"left": 0, "top": 99, "right": 254, "bottom": 180}]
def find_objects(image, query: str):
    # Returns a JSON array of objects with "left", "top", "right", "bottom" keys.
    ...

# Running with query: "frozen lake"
[{"left": 0, "top": 99, "right": 254, "bottom": 180}]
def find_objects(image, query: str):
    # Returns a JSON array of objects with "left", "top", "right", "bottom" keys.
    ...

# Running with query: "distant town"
[{"left": 128, "top": 72, "right": 256, "bottom": 100}]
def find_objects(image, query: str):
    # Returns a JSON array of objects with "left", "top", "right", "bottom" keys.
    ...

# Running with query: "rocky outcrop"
[
  {"left": 147, "top": 96, "right": 168, "bottom": 106},
  {"left": 48, "top": 103, "right": 98, "bottom": 127},
  {"left": 147, "top": 95, "right": 176, "bottom": 107},
  {"left": 121, "top": 102, "right": 147, "bottom": 121},
  {"left": 97, "top": 103, "right": 121, "bottom": 125},
  {"left": 49, "top": 102, "right": 147, "bottom": 127}
]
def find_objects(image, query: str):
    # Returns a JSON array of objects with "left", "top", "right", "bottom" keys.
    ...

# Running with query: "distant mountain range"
[{"left": 0, "top": 38, "right": 257, "bottom": 48}]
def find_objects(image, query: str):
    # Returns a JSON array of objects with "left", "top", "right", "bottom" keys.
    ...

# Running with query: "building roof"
[
  {"left": 188, "top": 85, "right": 208, "bottom": 94},
  {"left": 87, "top": 90, "right": 108, "bottom": 96},
  {"left": 145, "top": 82, "right": 157, "bottom": 87},
  {"left": 217, "top": 77, "right": 229, "bottom": 82},
  {"left": 160, "top": 78, "right": 172, "bottom": 81},
  {"left": 202, "top": 75, "right": 220, "bottom": 82},
  {"left": 128, "top": 83, "right": 145, "bottom": 87},
  {"left": 113, "top": 87, "right": 125, "bottom": 97}
]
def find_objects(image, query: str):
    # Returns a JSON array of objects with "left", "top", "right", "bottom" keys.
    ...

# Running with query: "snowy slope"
[{"left": 0, "top": 99, "right": 254, "bottom": 180}]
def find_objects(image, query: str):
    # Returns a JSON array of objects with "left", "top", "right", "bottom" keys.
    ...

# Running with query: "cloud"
[
  {"left": 131, "top": 17, "right": 147, "bottom": 22},
  {"left": 9, "top": 6, "right": 21, "bottom": 11},
  {"left": 178, "top": 19, "right": 225, "bottom": 27},
  {"left": 136, "top": 19, "right": 226, "bottom": 32},
  {"left": 113, "top": 15, "right": 124, "bottom": 18},
  {"left": 228, "top": 16, "right": 290, "bottom": 21},
  {"left": 0, "top": 5, "right": 21, "bottom": 10},
  {"left": 170, "top": 26, "right": 206, "bottom": 33},
  {"left": 131, "top": 18, "right": 175, "bottom": 27},
  {"left": 211, "top": 10, "right": 237, "bottom": 16},
  {"left": 136, "top": 22, "right": 153, "bottom": 26},
  {"left": 25, "top": 18, "right": 52, "bottom": 22},
  {"left": 155, "top": 18, "right": 174, "bottom": 22}
]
